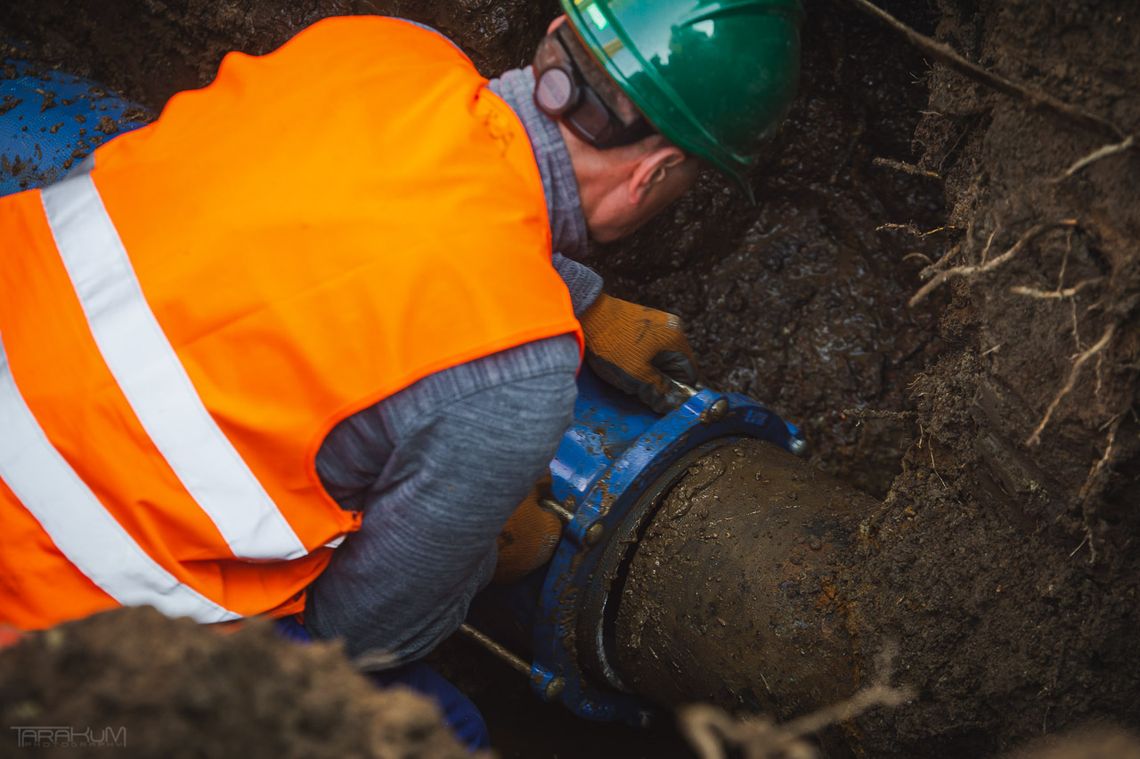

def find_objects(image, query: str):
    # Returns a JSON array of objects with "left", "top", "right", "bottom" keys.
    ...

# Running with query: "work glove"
[
  {"left": 580, "top": 293, "right": 700, "bottom": 414},
  {"left": 493, "top": 476, "right": 562, "bottom": 584}
]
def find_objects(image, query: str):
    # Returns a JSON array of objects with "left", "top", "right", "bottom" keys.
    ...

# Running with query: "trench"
[{"left": 2, "top": 1, "right": 1138, "bottom": 757}]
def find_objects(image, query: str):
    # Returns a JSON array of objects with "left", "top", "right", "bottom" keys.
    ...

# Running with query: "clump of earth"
[{"left": 0, "top": 607, "right": 479, "bottom": 758}]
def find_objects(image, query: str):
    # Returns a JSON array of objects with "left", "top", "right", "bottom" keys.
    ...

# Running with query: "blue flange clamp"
[{"left": 468, "top": 367, "right": 805, "bottom": 725}]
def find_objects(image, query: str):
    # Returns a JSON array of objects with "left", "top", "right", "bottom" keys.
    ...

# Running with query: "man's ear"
[
  {"left": 547, "top": 14, "right": 567, "bottom": 35},
  {"left": 628, "top": 145, "right": 687, "bottom": 206}
]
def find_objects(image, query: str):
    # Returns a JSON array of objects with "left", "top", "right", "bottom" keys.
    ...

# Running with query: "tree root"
[
  {"left": 1079, "top": 415, "right": 1121, "bottom": 506},
  {"left": 878, "top": 222, "right": 954, "bottom": 237},
  {"left": 841, "top": 408, "right": 918, "bottom": 422},
  {"left": 1011, "top": 278, "right": 1103, "bottom": 300},
  {"left": 1026, "top": 323, "right": 1117, "bottom": 447},
  {"left": 843, "top": 0, "right": 1130, "bottom": 143},
  {"left": 1072, "top": 414, "right": 1125, "bottom": 563},
  {"left": 681, "top": 685, "right": 912, "bottom": 759},
  {"left": 978, "top": 226, "right": 999, "bottom": 265},
  {"left": 872, "top": 157, "right": 941, "bottom": 180},
  {"left": 909, "top": 221, "right": 1076, "bottom": 307}
]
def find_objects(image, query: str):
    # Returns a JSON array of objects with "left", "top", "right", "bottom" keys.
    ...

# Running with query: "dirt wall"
[{"left": 844, "top": 0, "right": 1139, "bottom": 754}]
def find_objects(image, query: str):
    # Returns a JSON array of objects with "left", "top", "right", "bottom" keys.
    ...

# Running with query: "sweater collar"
[{"left": 488, "top": 67, "right": 589, "bottom": 259}]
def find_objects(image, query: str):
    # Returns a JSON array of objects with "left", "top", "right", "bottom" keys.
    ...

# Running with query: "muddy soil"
[{"left": 0, "top": 607, "right": 477, "bottom": 758}]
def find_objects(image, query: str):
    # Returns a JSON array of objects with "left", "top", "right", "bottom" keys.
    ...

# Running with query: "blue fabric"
[
  {"left": 276, "top": 618, "right": 489, "bottom": 751},
  {"left": 0, "top": 58, "right": 147, "bottom": 196}
]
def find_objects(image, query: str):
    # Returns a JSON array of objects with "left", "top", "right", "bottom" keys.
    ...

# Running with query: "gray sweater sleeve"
[
  {"left": 304, "top": 335, "right": 580, "bottom": 662},
  {"left": 552, "top": 253, "right": 602, "bottom": 316}
]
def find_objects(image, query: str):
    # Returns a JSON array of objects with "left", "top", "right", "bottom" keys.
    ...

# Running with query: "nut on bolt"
[
  {"left": 544, "top": 677, "right": 566, "bottom": 700},
  {"left": 702, "top": 398, "right": 729, "bottom": 424},
  {"left": 584, "top": 522, "right": 605, "bottom": 547}
]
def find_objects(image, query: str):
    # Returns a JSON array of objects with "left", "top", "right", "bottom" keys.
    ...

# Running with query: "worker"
[{"left": 0, "top": 0, "right": 801, "bottom": 748}]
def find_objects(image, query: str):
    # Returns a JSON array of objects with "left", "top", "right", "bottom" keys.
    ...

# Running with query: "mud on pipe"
[{"left": 611, "top": 440, "right": 873, "bottom": 734}]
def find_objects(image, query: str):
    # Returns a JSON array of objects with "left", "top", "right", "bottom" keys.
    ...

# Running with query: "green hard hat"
[{"left": 560, "top": 0, "right": 804, "bottom": 199}]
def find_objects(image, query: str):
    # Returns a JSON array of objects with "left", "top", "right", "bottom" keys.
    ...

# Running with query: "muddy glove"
[
  {"left": 580, "top": 293, "right": 699, "bottom": 414},
  {"left": 493, "top": 476, "right": 562, "bottom": 584}
]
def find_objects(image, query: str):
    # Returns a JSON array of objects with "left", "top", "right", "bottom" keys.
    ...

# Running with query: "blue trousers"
[{"left": 275, "top": 618, "right": 489, "bottom": 751}]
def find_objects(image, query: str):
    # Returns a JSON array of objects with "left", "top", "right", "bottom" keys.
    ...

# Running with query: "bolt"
[
  {"left": 539, "top": 497, "right": 575, "bottom": 525},
  {"left": 789, "top": 437, "right": 809, "bottom": 456},
  {"left": 458, "top": 624, "right": 531, "bottom": 678},
  {"left": 703, "top": 398, "right": 729, "bottom": 423},
  {"left": 544, "top": 677, "right": 566, "bottom": 701}
]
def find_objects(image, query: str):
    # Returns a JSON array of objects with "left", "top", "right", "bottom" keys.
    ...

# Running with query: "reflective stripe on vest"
[
  {"left": 41, "top": 174, "right": 307, "bottom": 562},
  {"left": 0, "top": 336, "right": 240, "bottom": 623}
]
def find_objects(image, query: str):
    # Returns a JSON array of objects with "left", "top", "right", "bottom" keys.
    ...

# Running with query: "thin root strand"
[
  {"left": 1052, "top": 135, "right": 1136, "bottom": 181},
  {"left": 1026, "top": 323, "right": 1117, "bottom": 447},
  {"left": 1010, "top": 278, "right": 1103, "bottom": 299}
]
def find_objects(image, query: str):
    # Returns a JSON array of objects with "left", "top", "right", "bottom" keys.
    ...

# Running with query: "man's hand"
[
  {"left": 493, "top": 477, "right": 562, "bottom": 584},
  {"left": 580, "top": 293, "right": 699, "bottom": 413}
]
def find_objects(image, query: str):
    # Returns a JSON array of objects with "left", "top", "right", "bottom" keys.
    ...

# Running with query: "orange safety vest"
[{"left": 0, "top": 17, "right": 582, "bottom": 629}]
